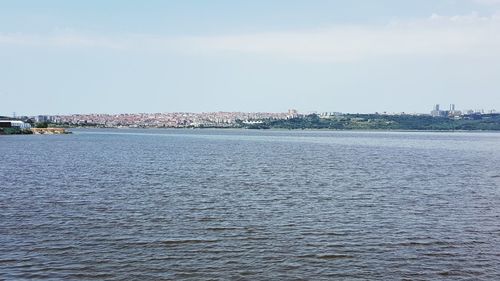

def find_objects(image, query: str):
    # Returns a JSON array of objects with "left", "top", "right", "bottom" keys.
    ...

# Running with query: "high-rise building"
[
  {"left": 287, "top": 109, "right": 299, "bottom": 118},
  {"left": 431, "top": 104, "right": 450, "bottom": 117},
  {"left": 431, "top": 104, "right": 441, "bottom": 117}
]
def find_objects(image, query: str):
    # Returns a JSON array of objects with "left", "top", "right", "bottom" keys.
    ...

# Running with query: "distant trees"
[
  {"left": 248, "top": 114, "right": 500, "bottom": 131},
  {"left": 35, "top": 122, "right": 49, "bottom": 128}
]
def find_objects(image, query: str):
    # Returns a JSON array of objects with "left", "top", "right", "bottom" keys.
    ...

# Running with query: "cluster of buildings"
[
  {"left": 0, "top": 116, "right": 32, "bottom": 134},
  {"left": 0, "top": 119, "right": 32, "bottom": 129},
  {"left": 431, "top": 104, "right": 461, "bottom": 117},
  {"left": 430, "top": 104, "right": 497, "bottom": 118},
  {"left": 49, "top": 111, "right": 298, "bottom": 128},
  {"left": 3, "top": 105, "right": 498, "bottom": 130}
]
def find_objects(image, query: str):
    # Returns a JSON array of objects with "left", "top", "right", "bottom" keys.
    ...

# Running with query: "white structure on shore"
[{"left": 0, "top": 120, "right": 32, "bottom": 129}]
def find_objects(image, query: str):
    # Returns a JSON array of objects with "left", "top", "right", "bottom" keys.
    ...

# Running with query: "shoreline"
[
  {"left": 68, "top": 127, "right": 500, "bottom": 133},
  {"left": 0, "top": 127, "right": 71, "bottom": 135},
  {"left": 31, "top": 128, "right": 70, "bottom": 135}
]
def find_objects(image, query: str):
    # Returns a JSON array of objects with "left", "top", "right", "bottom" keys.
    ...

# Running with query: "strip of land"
[{"left": 2, "top": 112, "right": 500, "bottom": 132}]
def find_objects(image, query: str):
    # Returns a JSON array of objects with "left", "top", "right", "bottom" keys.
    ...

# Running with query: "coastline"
[
  {"left": 68, "top": 126, "right": 500, "bottom": 133},
  {"left": 31, "top": 128, "right": 70, "bottom": 135},
  {"left": 0, "top": 127, "right": 71, "bottom": 135}
]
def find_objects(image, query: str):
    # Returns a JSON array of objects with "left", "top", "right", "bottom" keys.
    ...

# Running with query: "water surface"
[{"left": 1, "top": 129, "right": 500, "bottom": 280}]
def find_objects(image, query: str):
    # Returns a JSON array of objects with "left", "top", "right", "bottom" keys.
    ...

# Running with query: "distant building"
[
  {"left": 36, "top": 115, "right": 51, "bottom": 122},
  {"left": 319, "top": 112, "right": 343, "bottom": 118},
  {"left": 431, "top": 104, "right": 448, "bottom": 117},
  {"left": 242, "top": 120, "right": 264, "bottom": 125},
  {"left": 448, "top": 104, "right": 462, "bottom": 117},
  {"left": 431, "top": 104, "right": 457, "bottom": 117},
  {"left": 287, "top": 109, "right": 299, "bottom": 118},
  {"left": 0, "top": 120, "right": 32, "bottom": 129}
]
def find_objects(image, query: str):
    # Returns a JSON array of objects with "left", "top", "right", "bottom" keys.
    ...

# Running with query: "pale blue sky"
[{"left": 1, "top": 0, "right": 500, "bottom": 115}]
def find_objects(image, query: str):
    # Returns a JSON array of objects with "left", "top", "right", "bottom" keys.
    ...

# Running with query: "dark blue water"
[{"left": 1, "top": 129, "right": 500, "bottom": 280}]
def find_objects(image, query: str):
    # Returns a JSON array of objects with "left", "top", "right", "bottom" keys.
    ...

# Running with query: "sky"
[{"left": 1, "top": 0, "right": 500, "bottom": 115}]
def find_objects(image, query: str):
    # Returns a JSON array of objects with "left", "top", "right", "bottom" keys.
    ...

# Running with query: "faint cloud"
[
  {"left": 0, "top": 31, "right": 125, "bottom": 49},
  {"left": 472, "top": 0, "right": 500, "bottom": 5},
  {"left": 179, "top": 13, "right": 500, "bottom": 62},
  {"left": 2, "top": 13, "right": 500, "bottom": 62}
]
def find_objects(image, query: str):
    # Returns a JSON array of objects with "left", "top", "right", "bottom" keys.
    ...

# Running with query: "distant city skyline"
[
  {"left": 2, "top": 0, "right": 500, "bottom": 116},
  {"left": 4, "top": 102, "right": 497, "bottom": 120},
  {"left": 4, "top": 104, "right": 497, "bottom": 131},
  {"left": 3, "top": 103, "right": 499, "bottom": 118}
]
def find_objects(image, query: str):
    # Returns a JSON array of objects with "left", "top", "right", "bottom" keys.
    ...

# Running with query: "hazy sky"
[{"left": 1, "top": 0, "right": 500, "bottom": 115}]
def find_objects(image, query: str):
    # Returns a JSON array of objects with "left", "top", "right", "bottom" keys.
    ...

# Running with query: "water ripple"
[{"left": 1, "top": 129, "right": 500, "bottom": 280}]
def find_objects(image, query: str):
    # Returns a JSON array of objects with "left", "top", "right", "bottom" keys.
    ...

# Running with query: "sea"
[{"left": 1, "top": 128, "right": 500, "bottom": 280}]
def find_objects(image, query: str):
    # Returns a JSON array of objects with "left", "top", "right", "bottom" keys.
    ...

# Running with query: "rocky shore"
[{"left": 30, "top": 128, "right": 69, "bottom": 134}]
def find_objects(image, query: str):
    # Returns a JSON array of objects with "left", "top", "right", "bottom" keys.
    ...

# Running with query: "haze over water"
[{"left": 1, "top": 129, "right": 500, "bottom": 280}]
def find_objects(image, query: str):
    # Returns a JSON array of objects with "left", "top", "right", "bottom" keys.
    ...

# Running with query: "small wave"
[
  {"left": 27, "top": 245, "right": 77, "bottom": 253},
  {"left": 395, "top": 241, "right": 457, "bottom": 247},
  {"left": 0, "top": 259, "right": 18, "bottom": 263},
  {"left": 316, "top": 254, "right": 354, "bottom": 260},
  {"left": 67, "top": 272, "right": 116, "bottom": 279},
  {"left": 206, "top": 227, "right": 242, "bottom": 231},
  {"left": 438, "top": 271, "right": 464, "bottom": 277},
  {"left": 160, "top": 239, "right": 220, "bottom": 245},
  {"left": 198, "top": 217, "right": 219, "bottom": 221},
  {"left": 423, "top": 252, "right": 459, "bottom": 257},
  {"left": 297, "top": 254, "right": 354, "bottom": 260},
  {"left": 125, "top": 239, "right": 219, "bottom": 247},
  {"left": 235, "top": 236, "right": 268, "bottom": 241}
]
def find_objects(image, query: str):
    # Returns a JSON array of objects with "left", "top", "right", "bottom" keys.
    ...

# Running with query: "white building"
[{"left": 0, "top": 120, "right": 32, "bottom": 129}]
